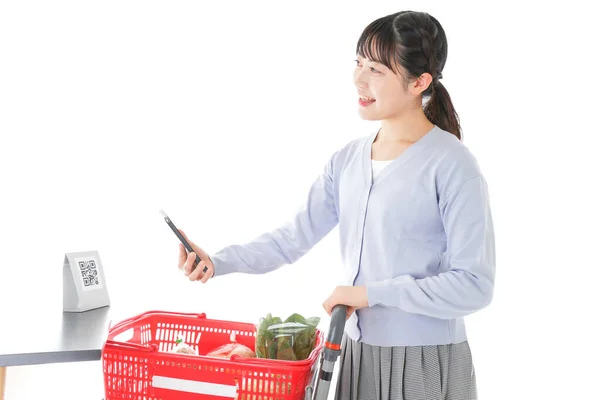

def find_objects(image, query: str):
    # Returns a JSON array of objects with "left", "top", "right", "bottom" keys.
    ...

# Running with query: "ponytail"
[{"left": 424, "top": 80, "right": 461, "bottom": 140}]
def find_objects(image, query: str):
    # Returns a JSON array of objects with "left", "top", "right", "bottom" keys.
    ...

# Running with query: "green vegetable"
[
  {"left": 255, "top": 313, "right": 282, "bottom": 359},
  {"left": 273, "top": 334, "right": 296, "bottom": 361},
  {"left": 255, "top": 312, "right": 320, "bottom": 361}
]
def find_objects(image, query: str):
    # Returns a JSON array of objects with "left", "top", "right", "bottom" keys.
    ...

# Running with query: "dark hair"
[{"left": 356, "top": 11, "right": 461, "bottom": 140}]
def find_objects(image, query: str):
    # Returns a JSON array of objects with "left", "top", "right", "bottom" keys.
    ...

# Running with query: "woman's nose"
[{"left": 354, "top": 69, "right": 368, "bottom": 90}]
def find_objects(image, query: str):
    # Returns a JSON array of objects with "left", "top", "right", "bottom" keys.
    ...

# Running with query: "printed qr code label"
[{"left": 75, "top": 257, "right": 103, "bottom": 290}]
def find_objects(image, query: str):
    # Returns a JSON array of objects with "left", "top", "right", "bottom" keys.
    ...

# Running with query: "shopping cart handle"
[
  {"left": 109, "top": 310, "right": 206, "bottom": 335},
  {"left": 306, "top": 305, "right": 347, "bottom": 400},
  {"left": 325, "top": 305, "right": 347, "bottom": 351}
]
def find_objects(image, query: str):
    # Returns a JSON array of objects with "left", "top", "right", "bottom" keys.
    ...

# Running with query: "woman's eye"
[{"left": 355, "top": 59, "right": 380, "bottom": 74}]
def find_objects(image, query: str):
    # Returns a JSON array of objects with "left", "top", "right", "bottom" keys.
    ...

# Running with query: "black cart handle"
[
  {"left": 325, "top": 304, "right": 347, "bottom": 351},
  {"left": 305, "top": 304, "right": 349, "bottom": 400}
]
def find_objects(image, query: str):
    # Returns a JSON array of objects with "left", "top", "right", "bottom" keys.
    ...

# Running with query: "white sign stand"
[{"left": 63, "top": 250, "right": 110, "bottom": 313}]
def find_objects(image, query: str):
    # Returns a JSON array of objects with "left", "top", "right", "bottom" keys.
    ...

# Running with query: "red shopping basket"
[{"left": 102, "top": 310, "right": 324, "bottom": 400}]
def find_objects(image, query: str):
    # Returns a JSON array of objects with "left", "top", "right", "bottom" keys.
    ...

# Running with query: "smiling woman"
[{"left": 178, "top": 9, "right": 494, "bottom": 400}]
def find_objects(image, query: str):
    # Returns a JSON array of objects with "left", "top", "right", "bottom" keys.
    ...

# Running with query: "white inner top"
[{"left": 371, "top": 159, "right": 394, "bottom": 181}]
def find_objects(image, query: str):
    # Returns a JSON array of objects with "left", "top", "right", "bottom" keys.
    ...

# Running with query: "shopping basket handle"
[
  {"left": 109, "top": 310, "right": 207, "bottom": 335},
  {"left": 325, "top": 305, "right": 347, "bottom": 351},
  {"left": 103, "top": 340, "right": 159, "bottom": 353},
  {"left": 307, "top": 304, "right": 347, "bottom": 400}
]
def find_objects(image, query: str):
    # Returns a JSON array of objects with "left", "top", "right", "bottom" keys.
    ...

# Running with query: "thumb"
[{"left": 179, "top": 229, "right": 209, "bottom": 260}]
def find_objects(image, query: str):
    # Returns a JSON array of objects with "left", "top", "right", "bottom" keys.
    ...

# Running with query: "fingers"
[
  {"left": 323, "top": 287, "right": 341, "bottom": 316},
  {"left": 200, "top": 261, "right": 214, "bottom": 283},
  {"left": 187, "top": 258, "right": 215, "bottom": 282},
  {"left": 187, "top": 257, "right": 203, "bottom": 281},
  {"left": 346, "top": 307, "right": 356, "bottom": 321},
  {"left": 322, "top": 299, "right": 333, "bottom": 316},
  {"left": 183, "top": 251, "right": 197, "bottom": 276},
  {"left": 178, "top": 243, "right": 187, "bottom": 270},
  {"left": 180, "top": 245, "right": 214, "bottom": 283},
  {"left": 322, "top": 302, "right": 356, "bottom": 321}
]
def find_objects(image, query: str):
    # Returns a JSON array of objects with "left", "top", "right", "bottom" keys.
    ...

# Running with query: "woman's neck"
[{"left": 377, "top": 109, "right": 434, "bottom": 144}]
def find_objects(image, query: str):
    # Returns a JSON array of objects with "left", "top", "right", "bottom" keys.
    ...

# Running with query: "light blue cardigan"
[{"left": 212, "top": 126, "right": 495, "bottom": 346}]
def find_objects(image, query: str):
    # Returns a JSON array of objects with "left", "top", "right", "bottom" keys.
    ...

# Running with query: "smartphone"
[{"left": 159, "top": 209, "right": 208, "bottom": 273}]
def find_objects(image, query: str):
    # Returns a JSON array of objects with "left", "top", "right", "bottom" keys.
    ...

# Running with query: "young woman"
[{"left": 178, "top": 10, "right": 494, "bottom": 400}]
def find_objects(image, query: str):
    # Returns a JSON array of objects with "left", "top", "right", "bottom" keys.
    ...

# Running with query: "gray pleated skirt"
[{"left": 334, "top": 335, "right": 477, "bottom": 400}]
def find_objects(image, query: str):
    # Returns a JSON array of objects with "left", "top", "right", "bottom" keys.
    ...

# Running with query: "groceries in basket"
[
  {"left": 206, "top": 342, "right": 255, "bottom": 359},
  {"left": 206, "top": 331, "right": 255, "bottom": 359},
  {"left": 255, "top": 312, "right": 320, "bottom": 361},
  {"left": 171, "top": 335, "right": 198, "bottom": 355}
]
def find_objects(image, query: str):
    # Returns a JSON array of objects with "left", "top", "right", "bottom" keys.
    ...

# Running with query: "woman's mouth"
[{"left": 359, "top": 95, "right": 376, "bottom": 107}]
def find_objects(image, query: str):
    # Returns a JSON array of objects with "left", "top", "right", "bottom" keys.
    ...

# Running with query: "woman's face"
[{"left": 353, "top": 55, "right": 414, "bottom": 121}]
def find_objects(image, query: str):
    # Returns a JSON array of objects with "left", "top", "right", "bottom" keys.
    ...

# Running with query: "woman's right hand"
[{"left": 177, "top": 229, "right": 215, "bottom": 283}]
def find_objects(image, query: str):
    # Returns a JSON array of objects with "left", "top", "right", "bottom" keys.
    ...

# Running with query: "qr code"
[{"left": 78, "top": 259, "right": 100, "bottom": 287}]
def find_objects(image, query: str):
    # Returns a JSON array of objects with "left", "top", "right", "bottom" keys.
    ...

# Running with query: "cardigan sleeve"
[
  {"left": 366, "top": 175, "right": 496, "bottom": 319},
  {"left": 210, "top": 153, "right": 339, "bottom": 276}
]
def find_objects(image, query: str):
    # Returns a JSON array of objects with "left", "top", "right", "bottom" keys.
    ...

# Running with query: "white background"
[{"left": 1, "top": 1, "right": 598, "bottom": 399}]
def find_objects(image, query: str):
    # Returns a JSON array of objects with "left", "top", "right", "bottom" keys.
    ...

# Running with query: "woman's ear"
[{"left": 410, "top": 72, "right": 434, "bottom": 96}]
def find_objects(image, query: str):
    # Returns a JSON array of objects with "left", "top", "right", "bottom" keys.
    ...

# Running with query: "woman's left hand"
[{"left": 323, "top": 285, "right": 369, "bottom": 320}]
